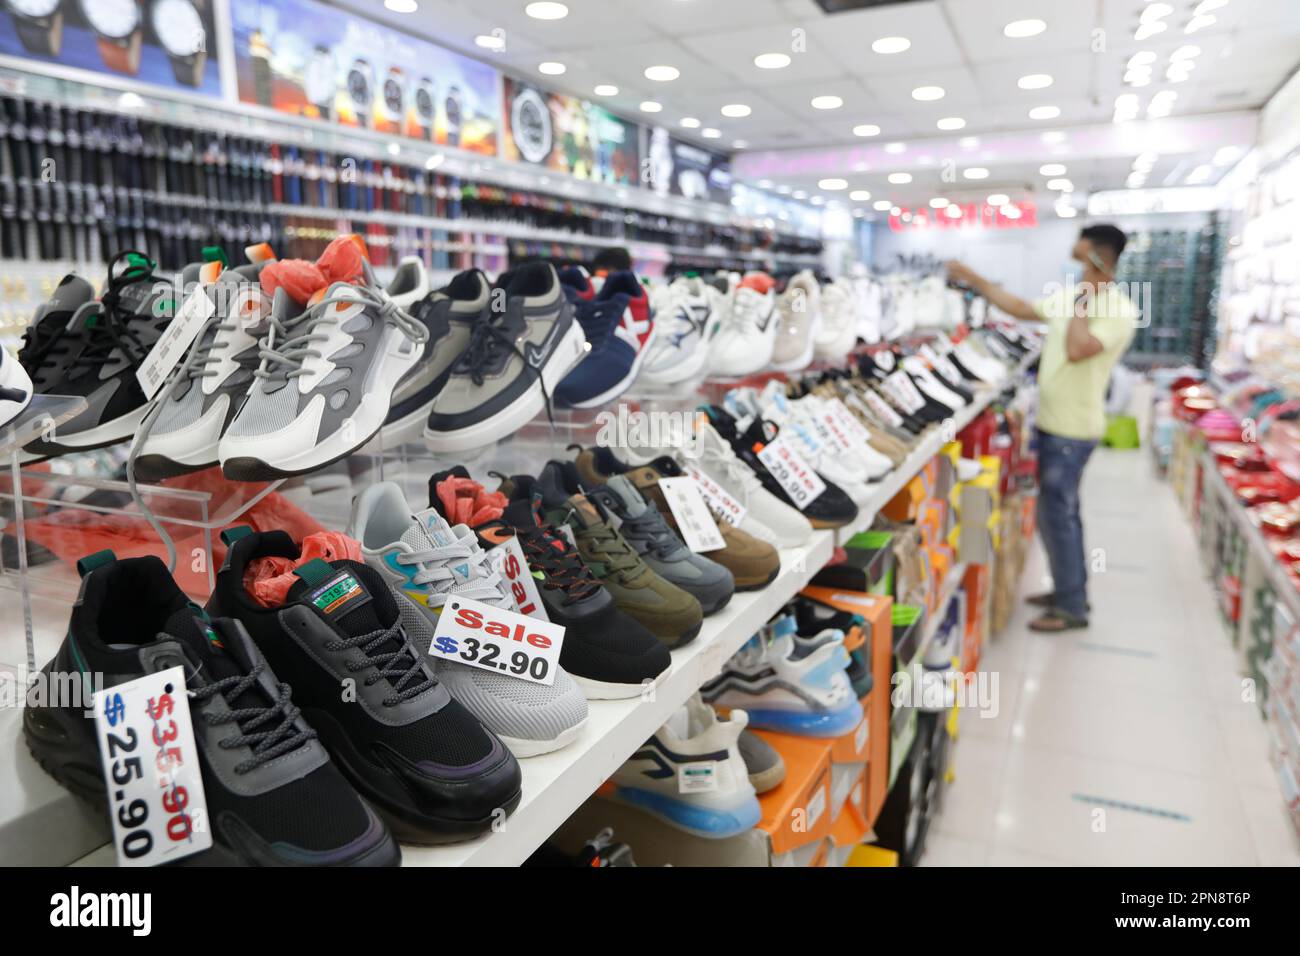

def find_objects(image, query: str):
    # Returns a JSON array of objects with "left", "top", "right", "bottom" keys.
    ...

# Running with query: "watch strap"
[
  {"left": 98, "top": 31, "right": 143, "bottom": 75},
  {"left": 170, "top": 50, "right": 207, "bottom": 87},
  {"left": 15, "top": 13, "right": 62, "bottom": 56}
]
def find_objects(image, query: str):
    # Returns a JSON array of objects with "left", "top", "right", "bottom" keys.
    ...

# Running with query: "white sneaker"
[
  {"left": 708, "top": 284, "right": 778, "bottom": 376},
  {"left": 639, "top": 276, "right": 718, "bottom": 385},
  {"left": 770, "top": 271, "right": 821, "bottom": 372},
  {"left": 0, "top": 342, "right": 33, "bottom": 429},
  {"left": 815, "top": 280, "right": 858, "bottom": 360}
]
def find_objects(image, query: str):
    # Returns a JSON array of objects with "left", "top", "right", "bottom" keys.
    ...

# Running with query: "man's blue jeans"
[{"left": 1036, "top": 428, "right": 1098, "bottom": 618}]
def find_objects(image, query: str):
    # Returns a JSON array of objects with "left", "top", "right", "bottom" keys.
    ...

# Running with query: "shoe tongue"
[
  {"left": 286, "top": 558, "right": 391, "bottom": 636},
  {"left": 404, "top": 508, "right": 459, "bottom": 550},
  {"left": 502, "top": 495, "right": 543, "bottom": 530},
  {"left": 48, "top": 274, "right": 96, "bottom": 316},
  {"left": 563, "top": 494, "right": 606, "bottom": 530},
  {"left": 159, "top": 605, "right": 246, "bottom": 688},
  {"left": 604, "top": 476, "right": 647, "bottom": 518}
]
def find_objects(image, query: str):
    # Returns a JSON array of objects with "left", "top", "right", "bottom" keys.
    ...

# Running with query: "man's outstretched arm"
[{"left": 946, "top": 260, "right": 1040, "bottom": 322}]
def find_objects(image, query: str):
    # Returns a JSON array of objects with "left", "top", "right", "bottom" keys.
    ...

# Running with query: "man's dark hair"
[
  {"left": 1080, "top": 224, "right": 1127, "bottom": 265},
  {"left": 592, "top": 247, "right": 632, "bottom": 272}
]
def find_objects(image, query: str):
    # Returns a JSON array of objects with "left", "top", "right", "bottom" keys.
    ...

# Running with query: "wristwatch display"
[
  {"left": 304, "top": 45, "right": 337, "bottom": 121},
  {"left": 79, "top": 0, "right": 144, "bottom": 76},
  {"left": 5, "top": 0, "right": 64, "bottom": 56},
  {"left": 414, "top": 77, "right": 435, "bottom": 142},
  {"left": 510, "top": 86, "right": 550, "bottom": 164},
  {"left": 444, "top": 84, "right": 462, "bottom": 147},
  {"left": 346, "top": 57, "right": 373, "bottom": 129},
  {"left": 150, "top": 0, "right": 207, "bottom": 88},
  {"left": 380, "top": 66, "right": 405, "bottom": 130}
]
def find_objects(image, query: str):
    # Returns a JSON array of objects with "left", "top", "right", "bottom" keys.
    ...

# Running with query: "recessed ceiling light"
[
  {"left": 1041, "top": 130, "right": 1066, "bottom": 144},
  {"left": 1128, "top": 52, "right": 1157, "bottom": 68},
  {"left": 937, "top": 117, "right": 966, "bottom": 130},
  {"left": 850, "top": 190, "right": 872, "bottom": 201},
  {"left": 1134, "top": 21, "right": 1167, "bottom": 40},
  {"left": 593, "top": 84, "right": 618, "bottom": 96},
  {"left": 885, "top": 141, "right": 906, "bottom": 154},
  {"left": 946, "top": 204, "right": 963, "bottom": 219},
  {"left": 1171, "top": 44, "right": 1202, "bottom": 60},
  {"left": 853, "top": 124, "right": 881, "bottom": 137},
  {"left": 873, "top": 200, "right": 892, "bottom": 211},
  {"left": 1029, "top": 105, "right": 1061, "bottom": 120},
  {"left": 639, "top": 100, "right": 662, "bottom": 113},
  {"left": 963, "top": 167, "right": 990, "bottom": 180},
  {"left": 818, "top": 178, "right": 848, "bottom": 190},
  {"left": 888, "top": 172, "right": 912, "bottom": 184},
  {"left": 1167, "top": 66, "right": 1192, "bottom": 82},
  {"left": 776, "top": 185, "right": 792, "bottom": 194},
  {"left": 1141, "top": 2, "right": 1173, "bottom": 21},
  {"left": 1004, "top": 19, "right": 1047, "bottom": 38},
  {"left": 1039, "top": 163, "right": 1067, "bottom": 176},
  {"left": 475, "top": 33, "right": 504, "bottom": 50},
  {"left": 853, "top": 209, "right": 865, "bottom": 218},
  {"left": 384, "top": 0, "right": 417, "bottom": 11},
  {"left": 959, "top": 136, "right": 980, "bottom": 148},
  {"left": 987, "top": 193, "right": 1010, "bottom": 206},
  {"left": 1056, "top": 203, "right": 1077, "bottom": 218},
  {"left": 872, "top": 36, "right": 911, "bottom": 54},
  {"left": 754, "top": 52, "right": 791, "bottom": 69},
  {"left": 702, "top": 127, "right": 721, "bottom": 139},
  {"left": 538, "top": 61, "right": 566, "bottom": 75},
  {"left": 792, "top": 190, "right": 808, "bottom": 199},
  {"left": 721, "top": 103, "right": 751, "bottom": 117},
  {"left": 680, "top": 117, "right": 701, "bottom": 128},
  {"left": 525, "top": 2, "right": 568, "bottom": 20},
  {"left": 911, "top": 86, "right": 945, "bottom": 101},
  {"left": 1186, "top": 14, "right": 1216, "bottom": 33},
  {"left": 644, "top": 65, "right": 680, "bottom": 82},
  {"left": 930, "top": 197, "right": 949, "bottom": 208},
  {"left": 733, "top": 140, "right": 750, "bottom": 150},
  {"left": 1047, "top": 179, "right": 1074, "bottom": 191},
  {"left": 1019, "top": 76, "right": 1055, "bottom": 94},
  {"left": 811, "top": 95, "right": 844, "bottom": 110}
]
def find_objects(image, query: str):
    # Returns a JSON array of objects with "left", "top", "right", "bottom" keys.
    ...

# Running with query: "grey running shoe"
[
  {"left": 586, "top": 474, "right": 735, "bottom": 616},
  {"left": 738, "top": 727, "right": 785, "bottom": 794},
  {"left": 424, "top": 262, "right": 587, "bottom": 453}
]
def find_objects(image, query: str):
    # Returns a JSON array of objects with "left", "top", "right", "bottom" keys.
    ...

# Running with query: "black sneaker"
[
  {"left": 16, "top": 273, "right": 96, "bottom": 396},
  {"left": 23, "top": 552, "right": 400, "bottom": 866},
  {"left": 206, "top": 528, "right": 522, "bottom": 845},
  {"left": 429, "top": 466, "right": 672, "bottom": 699}
]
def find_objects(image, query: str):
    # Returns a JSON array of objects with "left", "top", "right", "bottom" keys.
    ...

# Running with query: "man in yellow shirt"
[{"left": 948, "top": 225, "right": 1138, "bottom": 632}]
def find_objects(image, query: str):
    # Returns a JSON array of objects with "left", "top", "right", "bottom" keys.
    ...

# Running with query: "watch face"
[
  {"left": 383, "top": 75, "right": 403, "bottom": 114},
  {"left": 152, "top": 0, "right": 205, "bottom": 57},
  {"left": 511, "top": 88, "right": 552, "bottom": 165},
  {"left": 81, "top": 0, "right": 142, "bottom": 39},
  {"left": 414, "top": 83, "right": 434, "bottom": 122},
  {"left": 347, "top": 63, "right": 371, "bottom": 108},
  {"left": 10, "top": 0, "right": 61, "bottom": 17}
]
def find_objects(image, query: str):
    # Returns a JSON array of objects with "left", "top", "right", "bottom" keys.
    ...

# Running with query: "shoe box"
[
  {"left": 955, "top": 455, "right": 1003, "bottom": 566},
  {"left": 882, "top": 458, "right": 940, "bottom": 523},
  {"left": 871, "top": 710, "right": 954, "bottom": 866},
  {"left": 961, "top": 564, "right": 991, "bottom": 673}
]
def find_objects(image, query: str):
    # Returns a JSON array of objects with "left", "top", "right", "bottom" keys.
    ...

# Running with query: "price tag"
[
  {"left": 93, "top": 667, "right": 211, "bottom": 867},
  {"left": 686, "top": 465, "right": 748, "bottom": 528},
  {"left": 678, "top": 761, "right": 719, "bottom": 793},
  {"left": 806, "top": 784, "right": 828, "bottom": 829},
  {"left": 920, "top": 344, "right": 963, "bottom": 384},
  {"left": 135, "top": 287, "right": 217, "bottom": 399},
  {"left": 885, "top": 370, "right": 926, "bottom": 412},
  {"left": 657, "top": 476, "right": 725, "bottom": 553},
  {"left": 823, "top": 400, "right": 870, "bottom": 451},
  {"left": 487, "top": 535, "right": 549, "bottom": 622},
  {"left": 757, "top": 435, "right": 827, "bottom": 511},
  {"left": 429, "top": 595, "right": 565, "bottom": 686},
  {"left": 854, "top": 389, "right": 906, "bottom": 429}
]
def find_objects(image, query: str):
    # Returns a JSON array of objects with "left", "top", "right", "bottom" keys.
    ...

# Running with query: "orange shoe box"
[{"left": 752, "top": 731, "right": 834, "bottom": 855}]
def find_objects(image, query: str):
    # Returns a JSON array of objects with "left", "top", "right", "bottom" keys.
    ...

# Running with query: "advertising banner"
[
  {"left": 642, "top": 126, "right": 732, "bottom": 203},
  {"left": 0, "top": 0, "right": 224, "bottom": 96},
  {"left": 502, "top": 75, "right": 638, "bottom": 185},
  {"left": 230, "top": 0, "right": 501, "bottom": 155}
]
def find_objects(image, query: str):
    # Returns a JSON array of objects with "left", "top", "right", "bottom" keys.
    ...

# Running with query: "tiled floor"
[{"left": 923, "top": 447, "right": 1300, "bottom": 867}]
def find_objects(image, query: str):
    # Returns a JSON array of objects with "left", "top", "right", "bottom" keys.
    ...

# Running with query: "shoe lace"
[
  {"left": 728, "top": 289, "right": 770, "bottom": 331},
  {"left": 397, "top": 537, "right": 508, "bottom": 606},
  {"left": 513, "top": 523, "right": 601, "bottom": 604},
  {"left": 326, "top": 620, "right": 435, "bottom": 706},
  {"left": 574, "top": 297, "right": 624, "bottom": 347},
  {"left": 69, "top": 251, "right": 157, "bottom": 373},
  {"left": 573, "top": 518, "right": 643, "bottom": 581},
  {"left": 256, "top": 284, "right": 427, "bottom": 385},
  {"left": 617, "top": 506, "right": 681, "bottom": 560},
  {"left": 191, "top": 661, "right": 315, "bottom": 774},
  {"left": 453, "top": 303, "right": 557, "bottom": 424},
  {"left": 19, "top": 311, "right": 78, "bottom": 385}
]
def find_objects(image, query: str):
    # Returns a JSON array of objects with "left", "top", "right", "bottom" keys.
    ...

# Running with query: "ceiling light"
[
  {"left": 1041, "top": 130, "right": 1066, "bottom": 144},
  {"left": 732, "top": 140, "right": 749, "bottom": 149},
  {"left": 888, "top": 172, "right": 912, "bottom": 184},
  {"left": 384, "top": 0, "right": 417, "bottom": 10},
  {"left": 872, "top": 36, "right": 911, "bottom": 54},
  {"left": 1134, "top": 151, "right": 1159, "bottom": 168},
  {"left": 885, "top": 141, "right": 906, "bottom": 154},
  {"left": 1039, "top": 163, "right": 1067, "bottom": 176},
  {"left": 930, "top": 197, "right": 949, "bottom": 208},
  {"left": 819, "top": 178, "right": 848, "bottom": 190},
  {"left": 793, "top": 190, "right": 808, "bottom": 199},
  {"left": 776, "top": 185, "right": 792, "bottom": 194},
  {"left": 721, "top": 103, "right": 751, "bottom": 117},
  {"left": 1126, "top": 172, "right": 1147, "bottom": 188},
  {"left": 1134, "top": 21, "right": 1167, "bottom": 40},
  {"left": 1171, "top": 45, "right": 1202, "bottom": 60},
  {"left": 525, "top": 2, "right": 568, "bottom": 20},
  {"left": 811, "top": 95, "right": 844, "bottom": 110},
  {"left": 987, "top": 193, "right": 1010, "bottom": 206},
  {"left": 754, "top": 52, "right": 791, "bottom": 69},
  {"left": 1128, "top": 51, "right": 1157, "bottom": 67},
  {"left": 1129, "top": 74, "right": 1152, "bottom": 88},
  {"left": 680, "top": 116, "right": 700, "bottom": 128},
  {"left": 538, "top": 61, "right": 566, "bottom": 75},
  {"left": 959, "top": 136, "right": 979, "bottom": 148},
  {"left": 639, "top": 100, "right": 662, "bottom": 113},
  {"left": 1029, "top": 105, "right": 1061, "bottom": 120},
  {"left": 644, "top": 65, "right": 680, "bottom": 82},
  {"left": 702, "top": 127, "right": 721, "bottom": 139},
  {"left": 1167, "top": 66, "right": 1192, "bottom": 82},
  {"left": 475, "top": 33, "right": 504, "bottom": 50},
  {"left": 1186, "top": 164, "right": 1214, "bottom": 184},
  {"left": 1002, "top": 205, "right": 1022, "bottom": 219},
  {"left": 911, "top": 86, "right": 945, "bottom": 101},
  {"left": 1186, "top": 14, "right": 1216, "bottom": 33},
  {"left": 757, "top": 179, "right": 773, "bottom": 189},
  {"left": 963, "top": 167, "right": 990, "bottom": 180},
  {"left": 853, "top": 124, "right": 881, "bottom": 137},
  {"left": 1018, "top": 74, "right": 1053, "bottom": 90},
  {"left": 1047, "top": 178, "right": 1073, "bottom": 191},
  {"left": 874, "top": 200, "right": 892, "bottom": 211},
  {"left": 1056, "top": 203, "right": 1078, "bottom": 218},
  {"left": 853, "top": 209, "right": 865, "bottom": 218},
  {"left": 937, "top": 117, "right": 966, "bottom": 131},
  {"left": 810, "top": 196, "right": 825, "bottom": 205},
  {"left": 593, "top": 84, "right": 618, "bottom": 96},
  {"left": 946, "top": 204, "right": 963, "bottom": 219},
  {"left": 1004, "top": 19, "right": 1046, "bottom": 38},
  {"left": 1214, "top": 145, "right": 1242, "bottom": 166},
  {"left": 849, "top": 190, "right": 872, "bottom": 201},
  {"left": 1141, "top": 2, "right": 1173, "bottom": 21}
]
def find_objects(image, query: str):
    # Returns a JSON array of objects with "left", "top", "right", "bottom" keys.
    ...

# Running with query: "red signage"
[{"left": 888, "top": 201, "right": 1038, "bottom": 232}]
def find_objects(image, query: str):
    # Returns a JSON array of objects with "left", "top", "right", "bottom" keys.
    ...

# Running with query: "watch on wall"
[
  {"left": 150, "top": 0, "right": 207, "bottom": 87},
  {"left": 381, "top": 66, "right": 405, "bottom": 127},
  {"left": 414, "top": 77, "right": 435, "bottom": 141},
  {"left": 444, "top": 84, "right": 463, "bottom": 148},
  {"left": 346, "top": 57, "right": 373, "bottom": 129},
  {"left": 79, "top": 0, "right": 143, "bottom": 76},
  {"left": 304, "top": 45, "right": 337, "bottom": 121},
  {"left": 5, "top": 0, "right": 64, "bottom": 56},
  {"left": 510, "top": 86, "right": 552, "bottom": 165}
]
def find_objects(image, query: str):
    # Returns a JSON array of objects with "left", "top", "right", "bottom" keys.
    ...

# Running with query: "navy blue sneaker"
[{"left": 555, "top": 271, "right": 655, "bottom": 408}]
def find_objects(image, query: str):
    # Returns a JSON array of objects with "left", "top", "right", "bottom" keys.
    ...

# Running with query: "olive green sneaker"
[{"left": 499, "top": 462, "right": 703, "bottom": 648}]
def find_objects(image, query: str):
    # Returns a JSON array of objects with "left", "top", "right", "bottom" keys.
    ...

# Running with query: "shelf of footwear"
[
  {"left": 909, "top": 561, "right": 969, "bottom": 669},
  {"left": 401, "top": 533, "right": 834, "bottom": 867}
]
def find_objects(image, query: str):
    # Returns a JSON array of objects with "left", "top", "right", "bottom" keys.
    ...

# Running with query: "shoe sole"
[
  {"left": 499, "top": 715, "right": 588, "bottom": 759},
  {"left": 26, "top": 402, "right": 150, "bottom": 458},
  {"left": 132, "top": 453, "right": 217, "bottom": 482},
  {"left": 734, "top": 563, "right": 780, "bottom": 592},
  {"left": 638, "top": 341, "right": 709, "bottom": 385},
  {"left": 610, "top": 785, "right": 761, "bottom": 839},
  {"left": 571, "top": 662, "right": 670, "bottom": 701},
  {"left": 560, "top": 324, "right": 659, "bottom": 409},
  {"left": 748, "top": 762, "right": 786, "bottom": 794},
  {"left": 423, "top": 320, "right": 587, "bottom": 453}
]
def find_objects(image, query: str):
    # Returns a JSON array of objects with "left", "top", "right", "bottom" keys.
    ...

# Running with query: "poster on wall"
[
  {"left": 502, "top": 76, "right": 638, "bottom": 185},
  {"left": 642, "top": 127, "right": 732, "bottom": 204},
  {"left": 229, "top": 0, "right": 501, "bottom": 155},
  {"left": 0, "top": 0, "right": 224, "bottom": 95}
]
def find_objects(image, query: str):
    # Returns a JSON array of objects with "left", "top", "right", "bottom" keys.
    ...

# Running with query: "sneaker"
[
  {"left": 585, "top": 474, "right": 735, "bottom": 616},
  {"left": 770, "top": 271, "right": 821, "bottom": 372},
  {"left": 16, "top": 274, "right": 97, "bottom": 405},
  {"left": 133, "top": 258, "right": 272, "bottom": 480},
  {"left": 24, "top": 253, "right": 175, "bottom": 460},
  {"left": 508, "top": 461, "right": 704, "bottom": 648},
  {"left": 428, "top": 466, "right": 672, "bottom": 700},
  {"left": 0, "top": 338, "right": 33, "bottom": 429},
  {"left": 708, "top": 280, "right": 778, "bottom": 377},
  {"left": 24, "top": 552, "right": 401, "bottom": 866},
  {"left": 555, "top": 270, "right": 656, "bottom": 408},
  {"left": 348, "top": 481, "right": 588, "bottom": 758},
  {"left": 737, "top": 726, "right": 786, "bottom": 794},
  {"left": 814, "top": 280, "right": 858, "bottom": 361},
  {"left": 424, "top": 262, "right": 587, "bottom": 453},
  {"left": 701, "top": 627, "right": 862, "bottom": 737},
  {"left": 639, "top": 276, "right": 717, "bottom": 385},
  {"left": 608, "top": 693, "right": 760, "bottom": 838},
  {"left": 219, "top": 247, "right": 432, "bottom": 480},
  {"left": 207, "top": 528, "right": 523, "bottom": 844}
]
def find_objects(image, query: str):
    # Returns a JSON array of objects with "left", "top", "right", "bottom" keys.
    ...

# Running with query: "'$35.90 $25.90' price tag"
[
  {"left": 430, "top": 596, "right": 566, "bottom": 686},
  {"left": 93, "top": 666, "right": 212, "bottom": 867}
]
